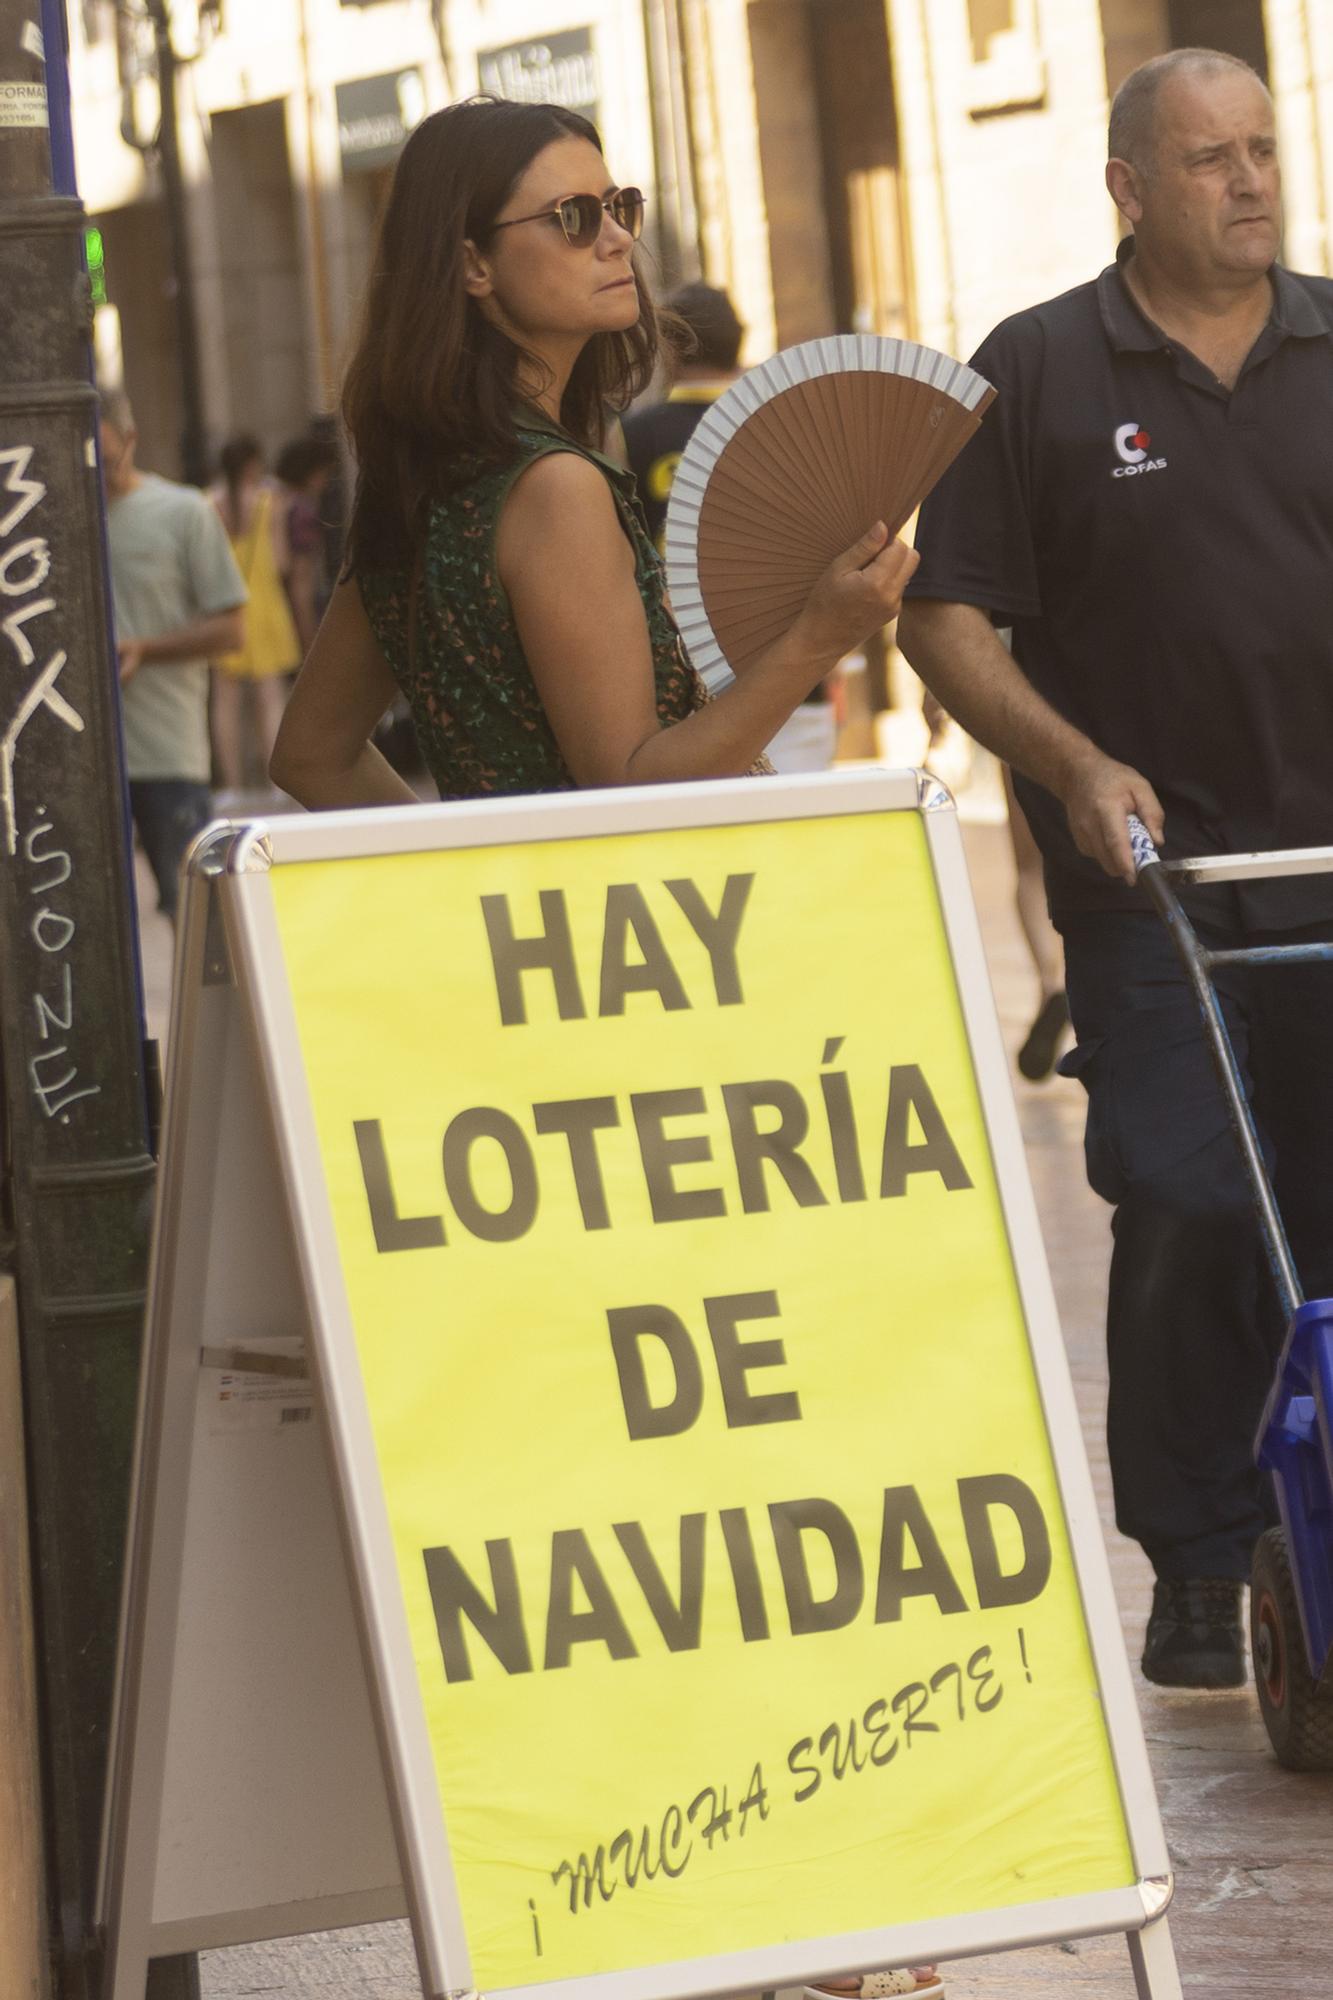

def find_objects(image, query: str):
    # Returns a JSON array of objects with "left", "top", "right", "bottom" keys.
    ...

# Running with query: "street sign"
[
  {"left": 335, "top": 70, "right": 426, "bottom": 171},
  {"left": 478, "top": 28, "right": 599, "bottom": 126},
  {"left": 98, "top": 770, "right": 1183, "bottom": 2000}
]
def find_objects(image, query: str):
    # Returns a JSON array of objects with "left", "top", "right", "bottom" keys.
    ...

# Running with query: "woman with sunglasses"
[
  {"left": 270, "top": 95, "right": 916, "bottom": 808},
  {"left": 271, "top": 94, "right": 937, "bottom": 2000}
]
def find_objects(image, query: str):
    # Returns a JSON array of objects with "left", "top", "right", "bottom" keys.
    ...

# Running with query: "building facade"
[{"left": 67, "top": 0, "right": 1333, "bottom": 481}]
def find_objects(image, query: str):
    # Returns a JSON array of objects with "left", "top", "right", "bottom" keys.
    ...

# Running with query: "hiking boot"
[{"left": 1142, "top": 1577, "right": 1245, "bottom": 1688}]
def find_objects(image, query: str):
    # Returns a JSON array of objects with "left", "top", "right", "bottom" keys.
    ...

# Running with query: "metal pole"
[
  {"left": 0, "top": 1273, "right": 50, "bottom": 2000},
  {"left": 142, "top": 0, "right": 208, "bottom": 487},
  {"left": 38, "top": 0, "right": 77, "bottom": 196},
  {"left": 294, "top": 0, "right": 336, "bottom": 411},
  {"left": 0, "top": 7, "right": 197, "bottom": 1997}
]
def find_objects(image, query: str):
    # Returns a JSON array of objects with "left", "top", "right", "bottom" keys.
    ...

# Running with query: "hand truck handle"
[
  {"left": 1126, "top": 815, "right": 1304, "bottom": 1322},
  {"left": 1127, "top": 813, "right": 1161, "bottom": 878}
]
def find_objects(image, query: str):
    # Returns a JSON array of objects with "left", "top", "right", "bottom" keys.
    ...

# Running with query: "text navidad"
[{"left": 353, "top": 870, "right": 1053, "bottom": 1683}]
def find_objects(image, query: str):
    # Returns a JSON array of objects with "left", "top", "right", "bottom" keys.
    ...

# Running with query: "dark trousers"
[
  {"left": 1056, "top": 910, "right": 1333, "bottom": 1582},
  {"left": 128, "top": 780, "right": 212, "bottom": 921}
]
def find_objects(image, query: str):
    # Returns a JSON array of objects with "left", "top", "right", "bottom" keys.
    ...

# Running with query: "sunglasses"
[{"left": 491, "top": 186, "right": 646, "bottom": 250}]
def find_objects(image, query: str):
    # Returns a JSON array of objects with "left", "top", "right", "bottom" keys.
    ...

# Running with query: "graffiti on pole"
[{"left": 0, "top": 441, "right": 101, "bottom": 1125}]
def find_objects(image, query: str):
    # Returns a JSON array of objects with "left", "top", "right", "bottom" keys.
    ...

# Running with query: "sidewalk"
[{"left": 132, "top": 803, "right": 1333, "bottom": 1999}]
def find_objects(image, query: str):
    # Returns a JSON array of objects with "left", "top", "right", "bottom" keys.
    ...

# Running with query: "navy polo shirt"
[{"left": 908, "top": 239, "right": 1333, "bottom": 928}]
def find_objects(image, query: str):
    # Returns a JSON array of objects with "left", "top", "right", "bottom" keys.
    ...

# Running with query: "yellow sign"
[{"left": 269, "top": 808, "right": 1133, "bottom": 1991}]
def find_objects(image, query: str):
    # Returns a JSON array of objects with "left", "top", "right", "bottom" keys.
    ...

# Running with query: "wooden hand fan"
[{"left": 664, "top": 334, "right": 995, "bottom": 689}]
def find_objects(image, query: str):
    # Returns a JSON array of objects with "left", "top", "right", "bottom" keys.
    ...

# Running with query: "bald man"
[{"left": 900, "top": 49, "right": 1333, "bottom": 1689}]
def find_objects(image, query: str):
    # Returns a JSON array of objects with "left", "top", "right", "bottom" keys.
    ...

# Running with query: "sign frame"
[
  {"left": 477, "top": 27, "right": 600, "bottom": 124},
  {"left": 335, "top": 69, "right": 427, "bottom": 170},
  {"left": 99, "top": 769, "right": 1181, "bottom": 2000}
]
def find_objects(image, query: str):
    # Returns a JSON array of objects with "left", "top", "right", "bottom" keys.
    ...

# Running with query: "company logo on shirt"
[{"left": 1112, "top": 422, "right": 1168, "bottom": 478}]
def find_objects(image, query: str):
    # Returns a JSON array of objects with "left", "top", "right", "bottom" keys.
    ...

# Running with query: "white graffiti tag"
[
  {"left": 2, "top": 444, "right": 101, "bottom": 1123},
  {"left": 0, "top": 445, "right": 45, "bottom": 538},
  {"left": 23, "top": 809, "right": 101, "bottom": 1121},
  {"left": 0, "top": 446, "right": 86, "bottom": 857},
  {"left": 2, "top": 649, "right": 84, "bottom": 858}
]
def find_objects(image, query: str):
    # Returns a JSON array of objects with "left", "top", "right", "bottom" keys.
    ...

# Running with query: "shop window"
[{"left": 965, "top": 0, "right": 1046, "bottom": 115}]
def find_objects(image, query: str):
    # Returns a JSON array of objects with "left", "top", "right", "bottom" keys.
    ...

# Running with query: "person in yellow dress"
[{"left": 210, "top": 434, "right": 302, "bottom": 791}]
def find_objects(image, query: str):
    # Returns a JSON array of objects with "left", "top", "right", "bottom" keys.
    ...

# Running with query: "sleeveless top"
[
  {"left": 214, "top": 484, "right": 301, "bottom": 680},
  {"left": 357, "top": 417, "right": 710, "bottom": 799}
]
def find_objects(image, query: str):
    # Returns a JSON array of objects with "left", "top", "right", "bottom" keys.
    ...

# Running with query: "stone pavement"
[{"left": 130, "top": 805, "right": 1333, "bottom": 2000}]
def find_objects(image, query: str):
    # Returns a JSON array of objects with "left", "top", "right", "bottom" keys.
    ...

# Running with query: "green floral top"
[{"left": 358, "top": 416, "right": 709, "bottom": 798}]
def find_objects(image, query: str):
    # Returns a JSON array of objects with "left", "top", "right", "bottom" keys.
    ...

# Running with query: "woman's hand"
[{"left": 787, "top": 523, "right": 919, "bottom": 663}]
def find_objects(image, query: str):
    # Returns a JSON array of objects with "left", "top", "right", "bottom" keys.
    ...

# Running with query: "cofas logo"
[{"left": 1112, "top": 422, "right": 1167, "bottom": 478}]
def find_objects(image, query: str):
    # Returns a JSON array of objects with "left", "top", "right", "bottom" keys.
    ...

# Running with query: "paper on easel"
[{"left": 207, "top": 1337, "right": 313, "bottom": 1436}]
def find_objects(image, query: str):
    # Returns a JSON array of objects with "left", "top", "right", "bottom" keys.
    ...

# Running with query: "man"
[
  {"left": 898, "top": 48, "right": 1333, "bottom": 1688},
  {"left": 622, "top": 280, "right": 746, "bottom": 547},
  {"left": 99, "top": 391, "right": 246, "bottom": 922},
  {"left": 623, "top": 284, "right": 839, "bottom": 772}
]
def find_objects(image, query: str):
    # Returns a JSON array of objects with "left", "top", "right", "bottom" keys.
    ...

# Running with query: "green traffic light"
[{"left": 85, "top": 225, "right": 107, "bottom": 306}]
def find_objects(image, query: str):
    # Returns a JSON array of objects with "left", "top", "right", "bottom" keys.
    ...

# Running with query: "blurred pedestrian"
[
  {"left": 98, "top": 389, "right": 245, "bottom": 922},
  {"left": 923, "top": 685, "right": 1069, "bottom": 1082},
  {"left": 209, "top": 434, "right": 301, "bottom": 791},
  {"left": 900, "top": 48, "right": 1333, "bottom": 1688},
  {"left": 1003, "top": 763, "right": 1069, "bottom": 1080},
  {"left": 622, "top": 281, "right": 844, "bottom": 773},
  {"left": 306, "top": 412, "right": 349, "bottom": 616},
  {"left": 275, "top": 434, "right": 340, "bottom": 654},
  {"left": 622, "top": 280, "right": 745, "bottom": 547}
]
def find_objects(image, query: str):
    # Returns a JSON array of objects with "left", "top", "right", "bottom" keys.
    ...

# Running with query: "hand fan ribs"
[{"left": 664, "top": 334, "right": 995, "bottom": 689}]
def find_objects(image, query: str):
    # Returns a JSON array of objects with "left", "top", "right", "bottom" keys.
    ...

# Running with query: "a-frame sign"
[{"left": 99, "top": 769, "right": 1182, "bottom": 2000}]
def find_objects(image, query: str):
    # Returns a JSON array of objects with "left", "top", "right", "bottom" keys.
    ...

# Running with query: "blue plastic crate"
[{"left": 1256, "top": 1296, "right": 1333, "bottom": 1686}]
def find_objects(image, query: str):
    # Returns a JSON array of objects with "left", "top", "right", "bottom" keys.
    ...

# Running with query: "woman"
[
  {"left": 274, "top": 433, "right": 340, "bottom": 654},
  {"left": 211, "top": 435, "right": 302, "bottom": 790},
  {"left": 270, "top": 97, "right": 916, "bottom": 807},
  {"left": 271, "top": 99, "right": 935, "bottom": 1998}
]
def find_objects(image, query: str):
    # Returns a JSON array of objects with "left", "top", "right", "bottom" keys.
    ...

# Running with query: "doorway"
[
  {"left": 1100, "top": 0, "right": 1269, "bottom": 98},
  {"left": 746, "top": 0, "right": 910, "bottom": 345},
  {"left": 207, "top": 100, "right": 312, "bottom": 460}
]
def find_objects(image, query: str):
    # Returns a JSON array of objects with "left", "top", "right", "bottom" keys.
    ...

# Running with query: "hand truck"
[{"left": 1128, "top": 815, "right": 1333, "bottom": 1768}]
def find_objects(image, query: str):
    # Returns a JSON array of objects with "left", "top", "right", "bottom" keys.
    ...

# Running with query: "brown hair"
[
  {"left": 217, "top": 432, "right": 263, "bottom": 536},
  {"left": 668, "top": 282, "right": 745, "bottom": 373},
  {"left": 343, "top": 95, "right": 666, "bottom": 573},
  {"left": 96, "top": 385, "right": 135, "bottom": 436}
]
